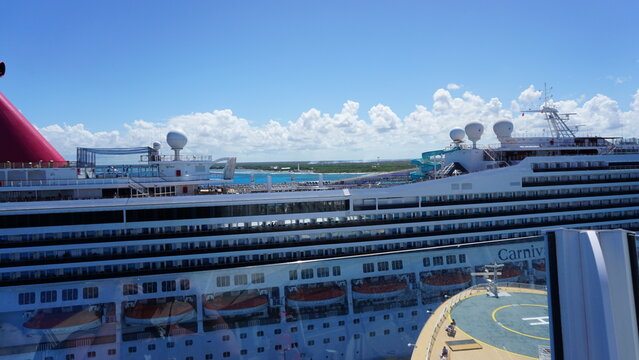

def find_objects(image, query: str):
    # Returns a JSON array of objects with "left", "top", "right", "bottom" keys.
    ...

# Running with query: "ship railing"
[
  {"left": 0, "top": 177, "right": 131, "bottom": 188},
  {"left": 0, "top": 174, "right": 220, "bottom": 189},
  {"left": 0, "top": 160, "right": 77, "bottom": 169},
  {"left": 141, "top": 154, "right": 215, "bottom": 162}
]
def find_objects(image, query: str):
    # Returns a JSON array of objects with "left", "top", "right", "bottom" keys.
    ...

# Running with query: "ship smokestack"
[
  {"left": 0, "top": 62, "right": 65, "bottom": 163},
  {"left": 0, "top": 92, "right": 65, "bottom": 163}
]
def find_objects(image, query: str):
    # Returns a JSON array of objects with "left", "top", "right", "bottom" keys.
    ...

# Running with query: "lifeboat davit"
[
  {"left": 287, "top": 286, "right": 345, "bottom": 308},
  {"left": 352, "top": 281, "right": 407, "bottom": 300},
  {"left": 421, "top": 272, "right": 472, "bottom": 291},
  {"left": 204, "top": 292, "right": 269, "bottom": 319},
  {"left": 124, "top": 301, "right": 195, "bottom": 326},
  {"left": 23, "top": 308, "right": 101, "bottom": 336}
]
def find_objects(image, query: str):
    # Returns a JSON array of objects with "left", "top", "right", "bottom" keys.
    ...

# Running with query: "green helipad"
[{"left": 450, "top": 291, "right": 550, "bottom": 359}]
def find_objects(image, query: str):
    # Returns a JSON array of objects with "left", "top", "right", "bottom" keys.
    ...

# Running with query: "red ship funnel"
[{"left": 0, "top": 91, "right": 65, "bottom": 163}]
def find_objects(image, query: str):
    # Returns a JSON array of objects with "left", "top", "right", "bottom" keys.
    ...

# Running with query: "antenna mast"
[{"left": 522, "top": 83, "right": 576, "bottom": 139}]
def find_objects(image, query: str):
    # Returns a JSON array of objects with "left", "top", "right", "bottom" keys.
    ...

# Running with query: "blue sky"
[{"left": 1, "top": 1, "right": 639, "bottom": 160}]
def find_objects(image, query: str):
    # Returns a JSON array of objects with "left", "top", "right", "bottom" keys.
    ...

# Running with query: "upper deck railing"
[{"left": 0, "top": 160, "right": 76, "bottom": 169}]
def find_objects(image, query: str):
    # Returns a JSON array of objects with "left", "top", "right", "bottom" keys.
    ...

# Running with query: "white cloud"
[
  {"left": 38, "top": 88, "right": 639, "bottom": 161},
  {"left": 518, "top": 85, "right": 542, "bottom": 103},
  {"left": 446, "top": 83, "right": 461, "bottom": 90},
  {"left": 607, "top": 75, "right": 631, "bottom": 85}
]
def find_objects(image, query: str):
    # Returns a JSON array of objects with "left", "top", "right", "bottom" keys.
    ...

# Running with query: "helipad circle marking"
[{"left": 491, "top": 303, "right": 550, "bottom": 341}]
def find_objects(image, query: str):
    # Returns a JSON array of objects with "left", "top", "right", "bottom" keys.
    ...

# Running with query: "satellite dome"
[
  {"left": 167, "top": 131, "right": 188, "bottom": 150},
  {"left": 493, "top": 120, "right": 514, "bottom": 139},
  {"left": 449, "top": 128, "right": 465, "bottom": 143},
  {"left": 152, "top": 141, "right": 161, "bottom": 151},
  {"left": 464, "top": 122, "right": 484, "bottom": 143}
]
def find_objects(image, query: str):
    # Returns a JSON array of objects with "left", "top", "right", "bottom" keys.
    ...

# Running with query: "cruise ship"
[{"left": 1, "top": 71, "right": 639, "bottom": 359}]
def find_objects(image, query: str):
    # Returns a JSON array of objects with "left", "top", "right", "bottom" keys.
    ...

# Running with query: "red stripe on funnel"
[{"left": 0, "top": 92, "right": 64, "bottom": 162}]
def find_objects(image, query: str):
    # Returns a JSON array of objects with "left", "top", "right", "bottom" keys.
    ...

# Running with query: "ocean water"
[{"left": 228, "top": 171, "right": 366, "bottom": 184}]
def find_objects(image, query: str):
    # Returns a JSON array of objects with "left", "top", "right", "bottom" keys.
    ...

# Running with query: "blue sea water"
[{"left": 229, "top": 171, "right": 366, "bottom": 184}]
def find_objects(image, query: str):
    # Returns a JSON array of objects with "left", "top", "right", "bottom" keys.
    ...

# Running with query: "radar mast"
[{"left": 522, "top": 84, "right": 577, "bottom": 139}]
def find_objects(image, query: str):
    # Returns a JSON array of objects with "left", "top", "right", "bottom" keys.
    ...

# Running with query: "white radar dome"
[
  {"left": 464, "top": 122, "right": 484, "bottom": 147},
  {"left": 493, "top": 120, "right": 514, "bottom": 139},
  {"left": 152, "top": 141, "right": 161, "bottom": 151},
  {"left": 167, "top": 131, "right": 188, "bottom": 150},
  {"left": 449, "top": 128, "right": 466, "bottom": 143}
]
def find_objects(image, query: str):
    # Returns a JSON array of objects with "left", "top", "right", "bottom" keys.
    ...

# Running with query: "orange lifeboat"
[
  {"left": 23, "top": 308, "right": 101, "bottom": 336},
  {"left": 352, "top": 281, "right": 407, "bottom": 300},
  {"left": 287, "top": 286, "right": 345, "bottom": 308},
  {"left": 124, "top": 300, "right": 195, "bottom": 326},
  {"left": 204, "top": 291, "right": 269, "bottom": 318}
]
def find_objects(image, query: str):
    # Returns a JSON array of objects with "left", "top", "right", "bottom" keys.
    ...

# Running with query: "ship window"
[
  {"left": 378, "top": 262, "right": 389, "bottom": 271},
  {"left": 307, "top": 324, "right": 314, "bottom": 330},
  {"left": 323, "top": 322, "right": 329, "bottom": 328},
  {"left": 162, "top": 281, "right": 176, "bottom": 292},
  {"left": 240, "top": 332, "right": 247, "bottom": 338},
  {"left": 62, "top": 288, "right": 78, "bottom": 301},
  {"left": 148, "top": 344, "right": 155, "bottom": 351},
  {"left": 205, "top": 355, "right": 213, "bottom": 360},
  {"left": 301, "top": 269, "right": 313, "bottom": 279},
  {"left": 123, "top": 284, "right": 138, "bottom": 295},
  {"left": 433, "top": 256, "right": 443, "bottom": 266},
  {"left": 108, "top": 349, "right": 116, "bottom": 355},
  {"left": 398, "top": 327, "right": 405, "bottom": 332},
  {"left": 240, "top": 350, "right": 247, "bottom": 355},
  {"left": 446, "top": 255, "right": 457, "bottom": 264},
  {"left": 308, "top": 340, "right": 315, "bottom": 346},
  {"left": 353, "top": 318, "right": 360, "bottom": 324},
  {"left": 274, "top": 329, "right": 282, "bottom": 334},
  {"left": 257, "top": 330, "right": 264, "bottom": 336},
  {"left": 128, "top": 347, "right": 136, "bottom": 353},
  {"left": 459, "top": 254, "right": 466, "bottom": 263},
  {"left": 217, "top": 276, "right": 230, "bottom": 287},
  {"left": 332, "top": 266, "right": 341, "bottom": 276},
  {"left": 384, "top": 314, "right": 390, "bottom": 320},
  {"left": 223, "top": 352, "right": 230, "bottom": 358},
  {"left": 185, "top": 339, "right": 193, "bottom": 346},
  {"left": 83, "top": 287, "right": 98, "bottom": 299},
  {"left": 87, "top": 351, "right": 96, "bottom": 358},
  {"left": 251, "top": 273, "right": 265, "bottom": 284},
  {"left": 40, "top": 290, "right": 57, "bottom": 303},
  {"left": 354, "top": 333, "right": 361, "bottom": 339},
  {"left": 412, "top": 325, "right": 418, "bottom": 330},
  {"left": 363, "top": 263, "right": 374, "bottom": 273},
  {"left": 289, "top": 270, "right": 298, "bottom": 280},
  {"left": 66, "top": 355, "right": 74, "bottom": 360},
  {"left": 180, "top": 279, "right": 190, "bottom": 290},
  {"left": 142, "top": 282, "right": 157, "bottom": 293},
  {"left": 323, "top": 338, "right": 330, "bottom": 344},
  {"left": 423, "top": 257, "right": 431, "bottom": 267},
  {"left": 392, "top": 260, "right": 403, "bottom": 270},
  {"left": 290, "top": 327, "right": 297, "bottom": 332},
  {"left": 234, "top": 274, "right": 248, "bottom": 285},
  {"left": 18, "top": 292, "right": 35, "bottom": 305},
  {"left": 384, "top": 329, "right": 391, "bottom": 335},
  {"left": 338, "top": 320, "right": 345, "bottom": 326},
  {"left": 257, "top": 347, "right": 264, "bottom": 353},
  {"left": 369, "top": 332, "right": 376, "bottom": 337},
  {"left": 222, "top": 335, "right": 230, "bottom": 341},
  {"left": 317, "top": 267, "right": 329, "bottom": 278}
]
